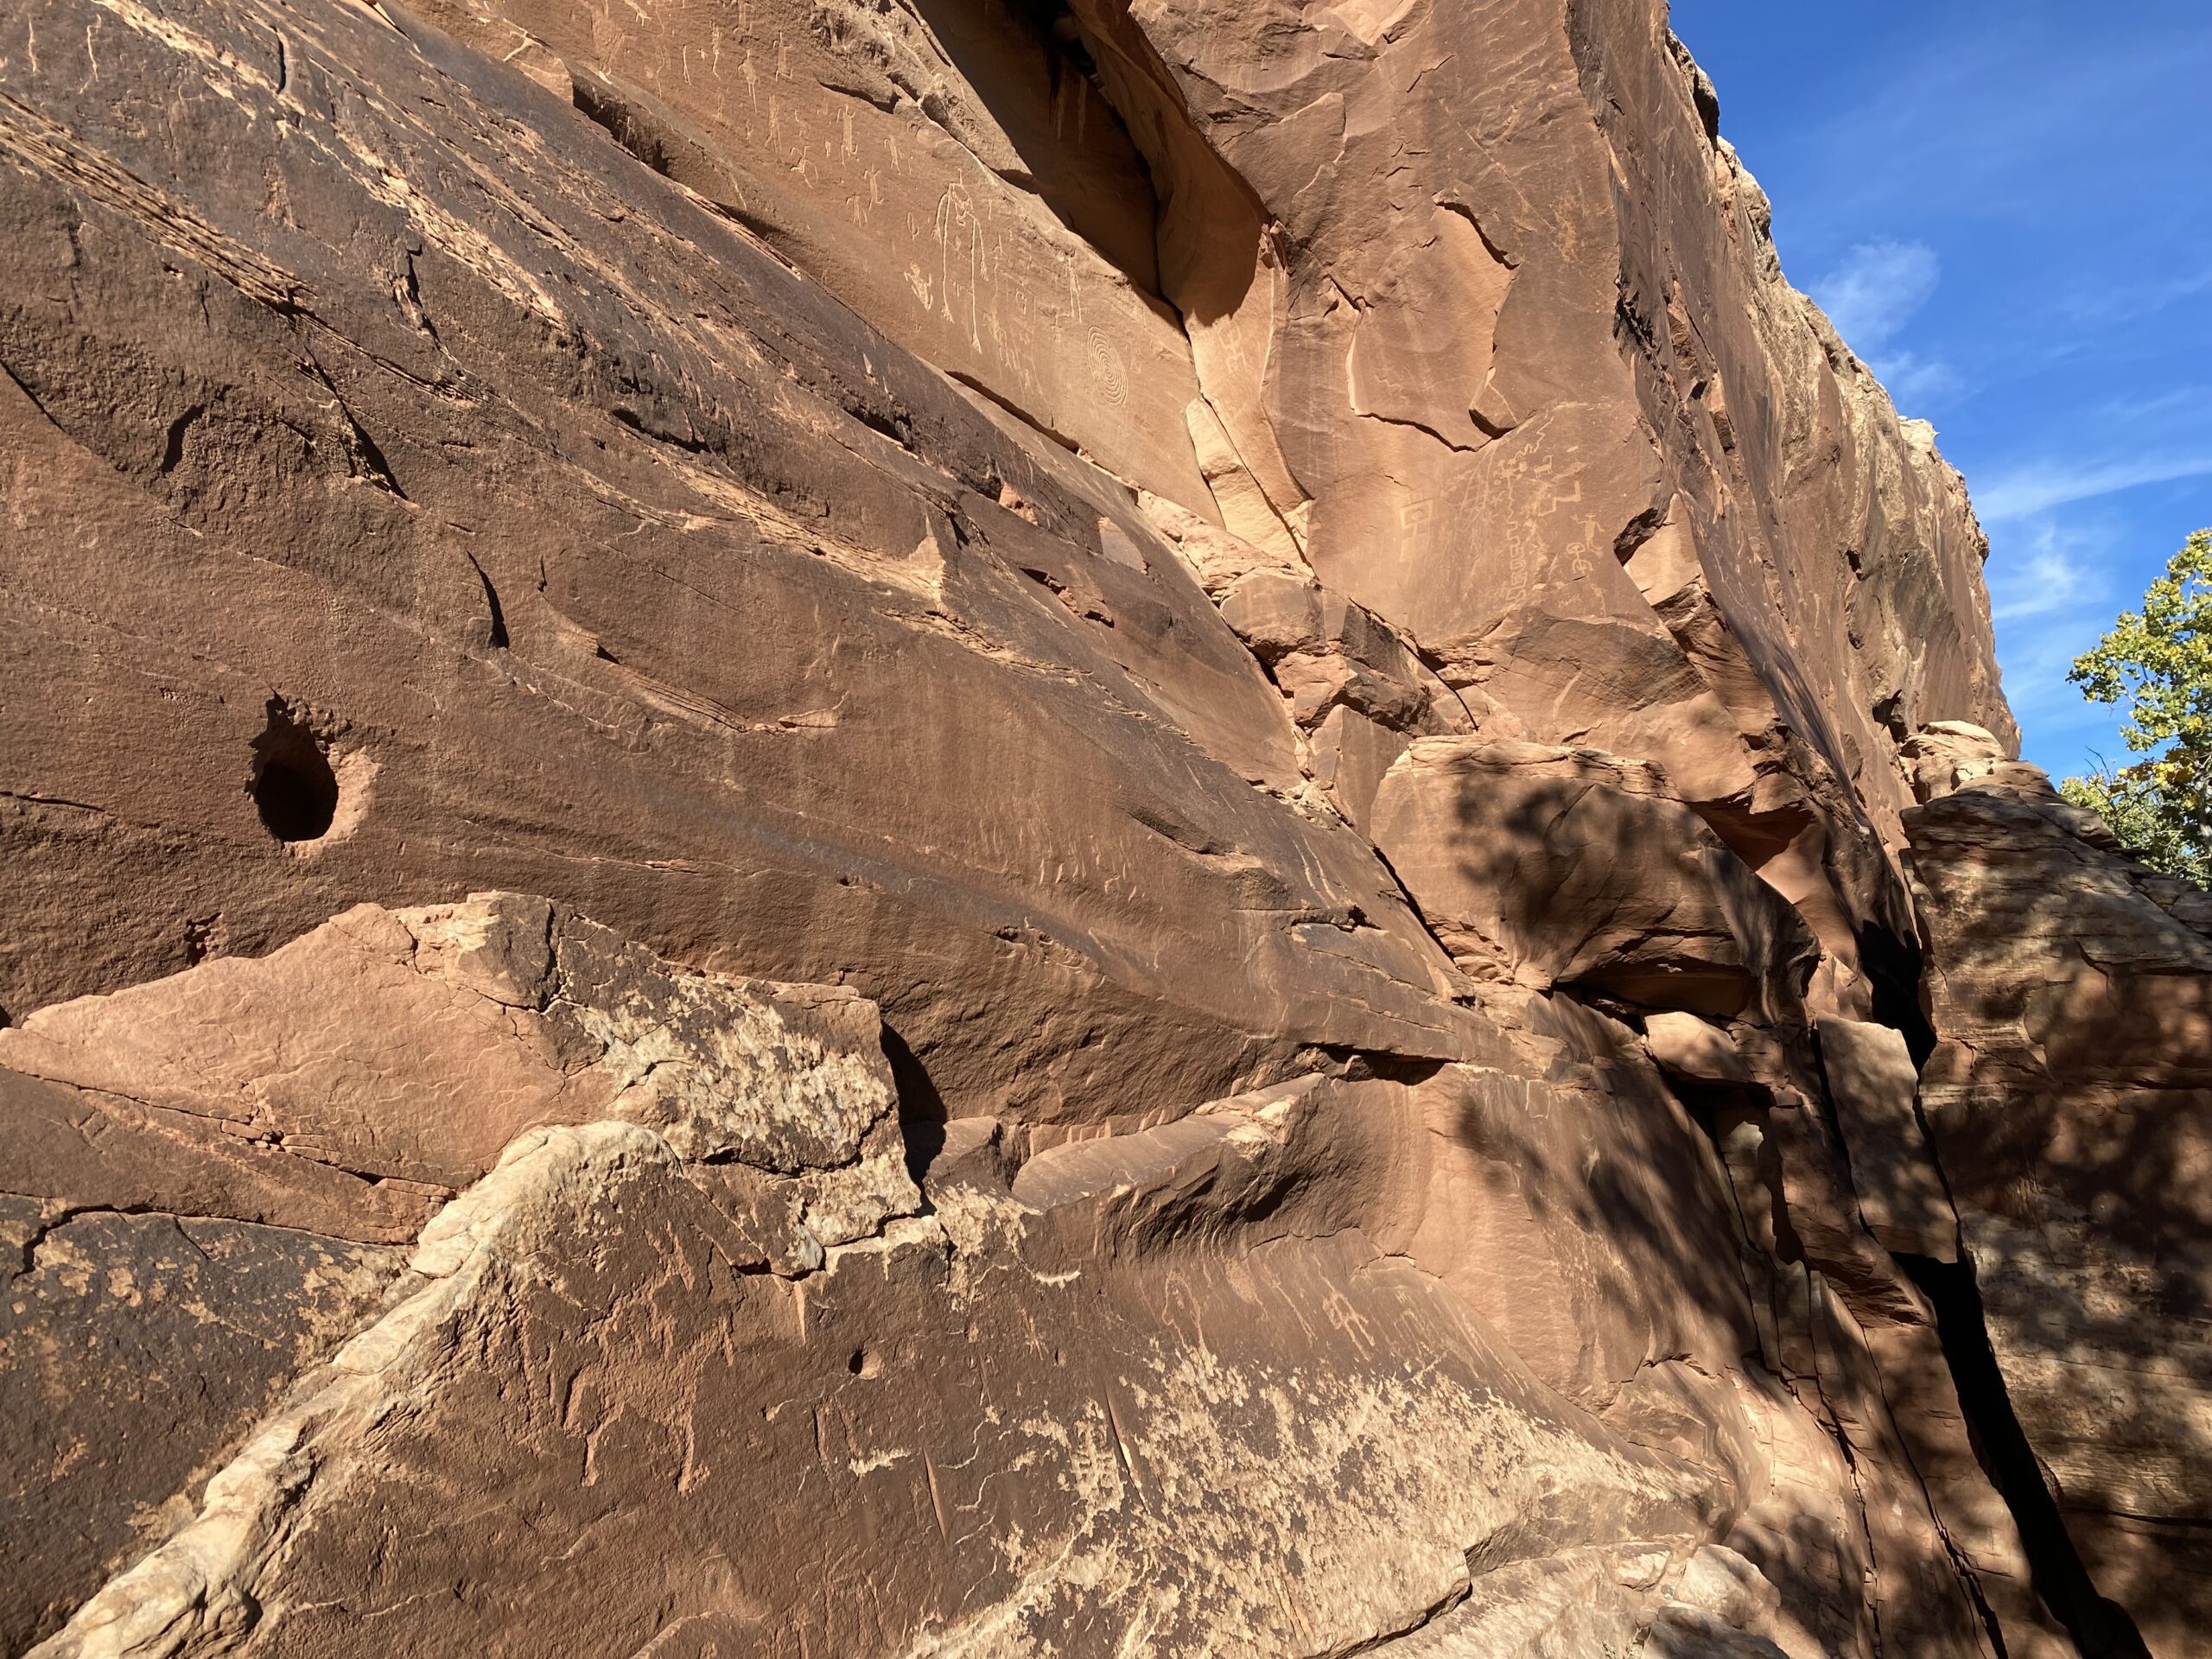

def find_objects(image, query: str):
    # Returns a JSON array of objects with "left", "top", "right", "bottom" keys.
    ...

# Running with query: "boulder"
[
  {"left": 3, "top": 893, "right": 922, "bottom": 1651},
  {"left": 1901, "top": 720, "right": 2048, "bottom": 804}
]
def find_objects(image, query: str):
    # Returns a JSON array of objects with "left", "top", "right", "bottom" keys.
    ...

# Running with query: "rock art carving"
[{"left": 0, "top": 0, "right": 2180, "bottom": 1653}]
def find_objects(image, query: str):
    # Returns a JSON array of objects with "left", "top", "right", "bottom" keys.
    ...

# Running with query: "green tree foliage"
[
  {"left": 2056, "top": 760, "right": 2211, "bottom": 887},
  {"left": 2061, "top": 528, "right": 2212, "bottom": 886}
]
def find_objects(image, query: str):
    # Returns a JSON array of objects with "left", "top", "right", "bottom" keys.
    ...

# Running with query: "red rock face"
[
  {"left": 1909, "top": 774, "right": 2212, "bottom": 1659},
  {"left": 0, "top": 0, "right": 2164, "bottom": 1654}
]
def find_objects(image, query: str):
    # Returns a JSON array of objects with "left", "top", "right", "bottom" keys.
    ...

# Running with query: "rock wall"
[
  {"left": 0, "top": 0, "right": 2175, "bottom": 1653},
  {"left": 1907, "top": 752, "right": 2212, "bottom": 1659}
]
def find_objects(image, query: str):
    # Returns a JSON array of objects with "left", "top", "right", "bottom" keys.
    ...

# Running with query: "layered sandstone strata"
[{"left": 0, "top": 0, "right": 2159, "bottom": 1652}]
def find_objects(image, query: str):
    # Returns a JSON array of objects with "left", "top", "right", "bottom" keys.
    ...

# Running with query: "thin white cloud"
[
  {"left": 1870, "top": 348, "right": 1962, "bottom": 412},
  {"left": 1988, "top": 521, "right": 2101, "bottom": 623},
  {"left": 1978, "top": 452, "right": 2212, "bottom": 521},
  {"left": 2058, "top": 265, "right": 2212, "bottom": 328},
  {"left": 1990, "top": 628, "right": 2112, "bottom": 766},
  {"left": 1812, "top": 240, "right": 1941, "bottom": 349},
  {"left": 1777, "top": 19, "right": 2211, "bottom": 237},
  {"left": 1957, "top": 507, "right": 2162, "bottom": 778},
  {"left": 1982, "top": 512, "right": 2133, "bottom": 775},
  {"left": 2087, "top": 383, "right": 2212, "bottom": 426}
]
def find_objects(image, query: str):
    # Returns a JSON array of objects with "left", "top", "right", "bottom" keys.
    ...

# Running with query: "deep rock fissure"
[{"left": 1901, "top": 1252, "right": 2154, "bottom": 1659}]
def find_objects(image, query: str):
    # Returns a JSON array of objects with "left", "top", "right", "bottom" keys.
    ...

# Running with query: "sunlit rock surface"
[{"left": 0, "top": 0, "right": 2171, "bottom": 1653}]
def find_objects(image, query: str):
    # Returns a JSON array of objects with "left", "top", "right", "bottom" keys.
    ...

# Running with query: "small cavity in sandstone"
[{"left": 248, "top": 700, "right": 340, "bottom": 843}]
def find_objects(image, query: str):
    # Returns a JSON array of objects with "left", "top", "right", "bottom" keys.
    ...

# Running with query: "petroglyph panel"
[{"left": 423, "top": 0, "right": 1217, "bottom": 511}]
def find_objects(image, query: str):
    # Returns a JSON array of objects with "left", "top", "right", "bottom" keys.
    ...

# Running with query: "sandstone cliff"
[
  {"left": 1906, "top": 743, "right": 2212, "bottom": 1659},
  {"left": 0, "top": 0, "right": 2183, "bottom": 1654}
]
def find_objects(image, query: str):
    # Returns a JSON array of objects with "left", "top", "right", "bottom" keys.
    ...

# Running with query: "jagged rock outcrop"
[
  {"left": 1909, "top": 767, "right": 2212, "bottom": 1658},
  {"left": 0, "top": 0, "right": 2175, "bottom": 1651}
]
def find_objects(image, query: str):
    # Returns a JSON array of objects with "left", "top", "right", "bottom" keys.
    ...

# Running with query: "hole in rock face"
[{"left": 249, "top": 701, "right": 340, "bottom": 843}]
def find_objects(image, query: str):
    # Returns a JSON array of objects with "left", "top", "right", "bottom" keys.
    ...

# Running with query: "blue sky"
[{"left": 1669, "top": 1, "right": 2212, "bottom": 777}]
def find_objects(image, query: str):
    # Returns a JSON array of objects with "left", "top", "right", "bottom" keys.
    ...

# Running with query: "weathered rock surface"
[
  {"left": 13, "top": 896, "right": 1783, "bottom": 1658},
  {"left": 0, "top": 1210, "right": 400, "bottom": 1649},
  {"left": 1, "top": 892, "right": 923, "bottom": 1650},
  {"left": 1909, "top": 772, "right": 2212, "bottom": 1657},
  {"left": 1817, "top": 1014, "right": 1959, "bottom": 1262},
  {"left": 0, "top": 0, "right": 2178, "bottom": 1650},
  {"left": 0, "top": 0, "right": 1494, "bottom": 1130}
]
